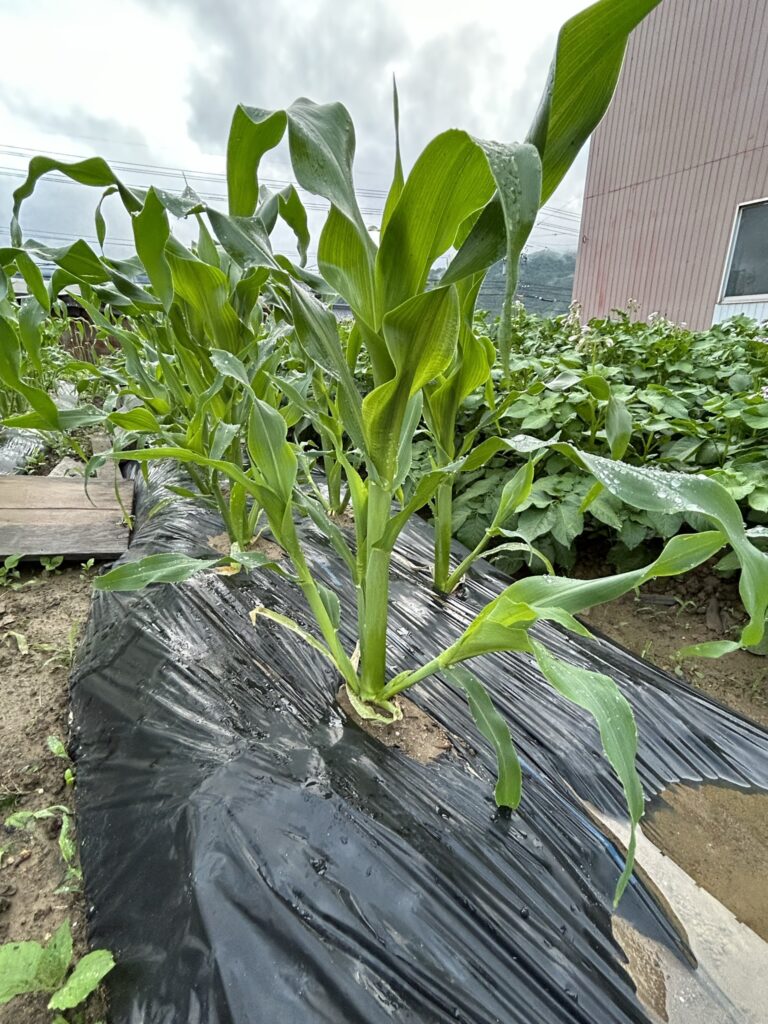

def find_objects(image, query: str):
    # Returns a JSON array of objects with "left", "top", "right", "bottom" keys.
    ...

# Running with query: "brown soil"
[
  {"left": 644, "top": 783, "right": 768, "bottom": 943},
  {"left": 337, "top": 685, "right": 453, "bottom": 764},
  {"left": 576, "top": 559, "right": 768, "bottom": 728},
  {"left": 207, "top": 531, "right": 284, "bottom": 562},
  {"left": 0, "top": 567, "right": 107, "bottom": 1023}
]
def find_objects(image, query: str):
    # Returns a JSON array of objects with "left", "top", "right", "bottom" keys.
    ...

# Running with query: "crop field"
[{"left": 0, "top": 1, "right": 767, "bottom": 1022}]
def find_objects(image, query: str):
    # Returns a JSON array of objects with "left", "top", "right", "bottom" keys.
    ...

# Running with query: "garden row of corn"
[{"left": 1, "top": 0, "right": 766, "bottom": 901}]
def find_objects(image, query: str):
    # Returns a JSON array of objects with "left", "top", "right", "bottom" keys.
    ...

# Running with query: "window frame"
[{"left": 718, "top": 196, "right": 768, "bottom": 304}]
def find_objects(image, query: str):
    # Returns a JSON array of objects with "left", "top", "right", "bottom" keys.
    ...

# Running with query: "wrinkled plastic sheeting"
[
  {"left": 71, "top": 464, "right": 768, "bottom": 1024},
  {"left": 0, "top": 427, "right": 44, "bottom": 473}
]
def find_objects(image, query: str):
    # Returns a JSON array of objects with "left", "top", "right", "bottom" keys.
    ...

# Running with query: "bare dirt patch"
[
  {"left": 644, "top": 783, "right": 768, "bottom": 943},
  {"left": 207, "top": 531, "right": 284, "bottom": 562},
  {"left": 575, "top": 558, "right": 768, "bottom": 728},
  {"left": 0, "top": 566, "right": 106, "bottom": 1024},
  {"left": 337, "top": 685, "right": 453, "bottom": 764}
]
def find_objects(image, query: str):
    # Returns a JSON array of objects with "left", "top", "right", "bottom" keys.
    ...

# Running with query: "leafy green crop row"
[
  {"left": 422, "top": 306, "right": 768, "bottom": 573},
  {"left": 1, "top": 0, "right": 766, "bottom": 908}
]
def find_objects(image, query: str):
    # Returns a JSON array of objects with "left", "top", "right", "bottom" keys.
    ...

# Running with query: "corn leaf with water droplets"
[
  {"left": 362, "top": 287, "right": 460, "bottom": 481},
  {"left": 527, "top": 0, "right": 662, "bottom": 204},
  {"left": 531, "top": 640, "right": 643, "bottom": 905},
  {"left": 446, "top": 666, "right": 522, "bottom": 810},
  {"left": 94, "top": 554, "right": 220, "bottom": 592}
]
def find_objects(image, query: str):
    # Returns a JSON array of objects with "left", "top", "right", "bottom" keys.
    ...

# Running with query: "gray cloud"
[
  {"left": 0, "top": 92, "right": 151, "bottom": 158},
  {"left": 147, "top": 0, "right": 563, "bottom": 188}
]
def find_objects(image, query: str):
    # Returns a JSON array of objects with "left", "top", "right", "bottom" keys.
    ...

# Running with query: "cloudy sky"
[{"left": 0, "top": 0, "right": 588, "bottom": 269}]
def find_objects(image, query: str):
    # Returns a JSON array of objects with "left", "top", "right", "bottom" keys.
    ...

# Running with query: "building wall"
[{"left": 572, "top": 0, "right": 768, "bottom": 329}]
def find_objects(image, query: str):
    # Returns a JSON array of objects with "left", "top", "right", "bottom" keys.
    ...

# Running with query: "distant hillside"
[{"left": 477, "top": 250, "right": 576, "bottom": 316}]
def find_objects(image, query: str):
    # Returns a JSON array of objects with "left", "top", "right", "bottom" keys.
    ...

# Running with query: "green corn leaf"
[
  {"left": 195, "top": 212, "right": 220, "bottom": 267},
  {"left": 210, "top": 349, "right": 253, "bottom": 394},
  {"left": 606, "top": 396, "right": 632, "bottom": 458},
  {"left": 11, "top": 155, "right": 142, "bottom": 245},
  {"left": 392, "top": 394, "right": 424, "bottom": 491},
  {"left": 94, "top": 186, "right": 117, "bottom": 247},
  {"left": 425, "top": 312, "right": 495, "bottom": 455},
  {"left": 528, "top": 0, "right": 662, "bottom": 204},
  {"left": 443, "top": 597, "right": 537, "bottom": 665},
  {"left": 48, "top": 949, "right": 115, "bottom": 1011},
  {"left": 445, "top": 531, "right": 725, "bottom": 665},
  {"left": 490, "top": 460, "right": 535, "bottom": 531},
  {"left": 446, "top": 666, "right": 521, "bottom": 809},
  {"left": 0, "top": 315, "right": 59, "bottom": 428},
  {"left": 295, "top": 494, "right": 357, "bottom": 577},
  {"left": 506, "top": 531, "right": 727, "bottom": 613},
  {"left": 210, "top": 421, "right": 241, "bottom": 461},
  {"left": 247, "top": 398, "right": 297, "bottom": 503},
  {"left": 500, "top": 436, "right": 768, "bottom": 649},
  {"left": 166, "top": 246, "right": 241, "bottom": 352},
  {"left": 47, "top": 239, "right": 111, "bottom": 284},
  {"left": 3, "top": 406, "right": 105, "bottom": 431},
  {"left": 227, "top": 106, "right": 287, "bottom": 217},
  {"left": 108, "top": 408, "right": 162, "bottom": 433},
  {"left": 287, "top": 98, "right": 367, "bottom": 231},
  {"left": 488, "top": 541, "right": 554, "bottom": 576},
  {"left": 441, "top": 143, "right": 541, "bottom": 368},
  {"left": 377, "top": 129, "right": 495, "bottom": 316},
  {"left": 362, "top": 286, "right": 460, "bottom": 481},
  {"left": 14, "top": 250, "right": 49, "bottom": 309},
  {"left": 679, "top": 640, "right": 741, "bottom": 659},
  {"left": 17, "top": 297, "right": 45, "bottom": 374},
  {"left": 531, "top": 640, "right": 643, "bottom": 905},
  {"left": 132, "top": 188, "right": 172, "bottom": 309},
  {"left": 381, "top": 75, "right": 404, "bottom": 234},
  {"left": 289, "top": 281, "right": 366, "bottom": 453},
  {"left": 94, "top": 553, "right": 220, "bottom": 592},
  {"left": 284, "top": 98, "right": 379, "bottom": 336},
  {"left": 317, "top": 583, "right": 342, "bottom": 630},
  {"left": 258, "top": 185, "right": 310, "bottom": 266},
  {"left": 205, "top": 209, "right": 280, "bottom": 271},
  {"left": 376, "top": 460, "right": 465, "bottom": 551}
]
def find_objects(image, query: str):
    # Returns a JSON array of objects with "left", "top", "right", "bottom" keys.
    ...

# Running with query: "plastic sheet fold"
[{"left": 71, "top": 464, "right": 768, "bottom": 1023}]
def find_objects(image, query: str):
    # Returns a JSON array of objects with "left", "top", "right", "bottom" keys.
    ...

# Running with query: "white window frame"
[{"left": 718, "top": 196, "right": 768, "bottom": 304}]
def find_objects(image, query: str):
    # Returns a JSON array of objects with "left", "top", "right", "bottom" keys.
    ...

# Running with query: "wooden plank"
[
  {"left": 0, "top": 476, "right": 133, "bottom": 510},
  {"left": 0, "top": 476, "right": 134, "bottom": 560}
]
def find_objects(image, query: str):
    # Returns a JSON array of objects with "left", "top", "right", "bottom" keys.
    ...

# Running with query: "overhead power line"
[{"left": 0, "top": 142, "right": 583, "bottom": 224}]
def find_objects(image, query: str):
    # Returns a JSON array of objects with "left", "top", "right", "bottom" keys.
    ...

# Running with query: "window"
[{"left": 722, "top": 199, "right": 768, "bottom": 300}]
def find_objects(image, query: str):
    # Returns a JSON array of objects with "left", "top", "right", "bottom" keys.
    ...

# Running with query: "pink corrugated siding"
[{"left": 573, "top": 0, "right": 768, "bottom": 328}]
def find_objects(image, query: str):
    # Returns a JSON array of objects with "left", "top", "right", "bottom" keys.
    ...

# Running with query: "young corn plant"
[{"left": 94, "top": 0, "right": 768, "bottom": 904}]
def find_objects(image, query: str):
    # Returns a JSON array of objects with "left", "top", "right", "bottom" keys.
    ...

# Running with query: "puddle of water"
[{"left": 596, "top": 789, "right": 768, "bottom": 1024}]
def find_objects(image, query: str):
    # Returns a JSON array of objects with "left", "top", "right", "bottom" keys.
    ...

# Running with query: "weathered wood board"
[{"left": 0, "top": 476, "right": 134, "bottom": 559}]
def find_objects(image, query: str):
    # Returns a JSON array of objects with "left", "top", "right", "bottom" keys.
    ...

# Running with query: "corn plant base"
[{"left": 336, "top": 684, "right": 452, "bottom": 764}]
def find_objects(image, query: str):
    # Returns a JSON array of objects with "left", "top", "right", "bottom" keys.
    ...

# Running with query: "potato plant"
[{"left": 434, "top": 306, "right": 768, "bottom": 573}]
